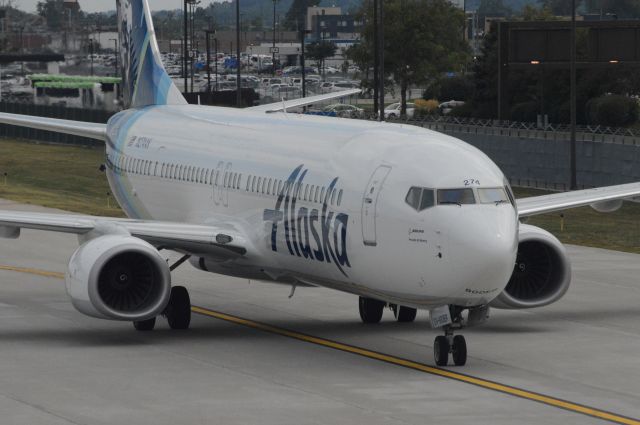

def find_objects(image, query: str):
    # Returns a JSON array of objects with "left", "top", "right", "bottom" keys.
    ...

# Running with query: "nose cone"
[{"left": 444, "top": 206, "right": 518, "bottom": 303}]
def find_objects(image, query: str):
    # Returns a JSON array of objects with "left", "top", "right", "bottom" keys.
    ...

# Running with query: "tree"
[
  {"left": 353, "top": 0, "right": 470, "bottom": 116},
  {"left": 477, "top": 0, "right": 512, "bottom": 22},
  {"left": 306, "top": 41, "right": 337, "bottom": 74},
  {"left": 283, "top": 0, "right": 320, "bottom": 30},
  {"left": 584, "top": 0, "right": 640, "bottom": 18},
  {"left": 540, "top": 0, "right": 583, "bottom": 16}
]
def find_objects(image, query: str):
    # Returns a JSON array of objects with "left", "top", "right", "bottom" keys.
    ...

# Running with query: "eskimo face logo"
[{"left": 263, "top": 165, "right": 351, "bottom": 276}]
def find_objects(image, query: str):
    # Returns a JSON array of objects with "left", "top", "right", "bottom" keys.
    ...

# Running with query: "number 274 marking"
[{"left": 464, "top": 179, "right": 480, "bottom": 186}]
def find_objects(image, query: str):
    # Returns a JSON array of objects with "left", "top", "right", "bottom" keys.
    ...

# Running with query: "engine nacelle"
[
  {"left": 490, "top": 224, "right": 571, "bottom": 309},
  {"left": 66, "top": 235, "right": 171, "bottom": 321}
]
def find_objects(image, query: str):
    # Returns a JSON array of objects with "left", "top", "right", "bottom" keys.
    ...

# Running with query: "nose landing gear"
[{"left": 433, "top": 306, "right": 467, "bottom": 366}]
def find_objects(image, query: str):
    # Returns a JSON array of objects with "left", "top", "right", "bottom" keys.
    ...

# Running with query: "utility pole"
[
  {"left": 236, "top": 0, "right": 241, "bottom": 107},
  {"left": 570, "top": 0, "right": 577, "bottom": 190}
]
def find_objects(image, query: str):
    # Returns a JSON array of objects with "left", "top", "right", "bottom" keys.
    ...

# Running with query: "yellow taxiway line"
[{"left": 1, "top": 264, "right": 638, "bottom": 425}]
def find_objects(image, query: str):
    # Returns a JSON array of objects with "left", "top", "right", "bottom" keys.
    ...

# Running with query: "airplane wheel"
[
  {"left": 133, "top": 317, "right": 156, "bottom": 331},
  {"left": 394, "top": 306, "right": 417, "bottom": 323},
  {"left": 358, "top": 297, "right": 385, "bottom": 324},
  {"left": 452, "top": 335, "right": 467, "bottom": 366},
  {"left": 165, "top": 286, "right": 191, "bottom": 330},
  {"left": 434, "top": 335, "right": 449, "bottom": 366}
]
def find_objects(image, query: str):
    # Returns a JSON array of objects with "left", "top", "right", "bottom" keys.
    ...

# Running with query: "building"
[{"left": 306, "top": 6, "right": 362, "bottom": 46}]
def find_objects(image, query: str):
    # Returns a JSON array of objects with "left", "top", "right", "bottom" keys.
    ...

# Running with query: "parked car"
[
  {"left": 323, "top": 103, "right": 365, "bottom": 118},
  {"left": 438, "top": 100, "right": 465, "bottom": 115},
  {"left": 384, "top": 102, "right": 416, "bottom": 119}
]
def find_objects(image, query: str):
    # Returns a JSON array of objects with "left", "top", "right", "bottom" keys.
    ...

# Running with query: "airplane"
[{"left": 1, "top": 0, "right": 639, "bottom": 367}]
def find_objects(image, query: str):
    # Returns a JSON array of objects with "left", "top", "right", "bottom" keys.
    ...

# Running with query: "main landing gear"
[
  {"left": 433, "top": 306, "right": 467, "bottom": 367},
  {"left": 133, "top": 285, "right": 192, "bottom": 331},
  {"left": 133, "top": 254, "right": 192, "bottom": 332},
  {"left": 358, "top": 297, "right": 418, "bottom": 324}
]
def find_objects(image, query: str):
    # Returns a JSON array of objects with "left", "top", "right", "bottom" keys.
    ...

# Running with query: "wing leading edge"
[
  {"left": 0, "top": 210, "right": 249, "bottom": 258},
  {"left": 247, "top": 89, "right": 361, "bottom": 113},
  {"left": 517, "top": 182, "right": 640, "bottom": 217},
  {"left": 0, "top": 112, "right": 107, "bottom": 141}
]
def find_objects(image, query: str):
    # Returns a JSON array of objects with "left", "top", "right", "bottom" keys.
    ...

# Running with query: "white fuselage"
[{"left": 104, "top": 105, "right": 519, "bottom": 309}]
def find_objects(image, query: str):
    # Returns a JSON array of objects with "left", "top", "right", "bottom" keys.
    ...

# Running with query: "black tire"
[
  {"left": 133, "top": 317, "right": 156, "bottom": 331},
  {"left": 452, "top": 335, "right": 467, "bottom": 366},
  {"left": 434, "top": 335, "right": 450, "bottom": 366},
  {"left": 165, "top": 286, "right": 191, "bottom": 330},
  {"left": 358, "top": 297, "right": 385, "bottom": 324},
  {"left": 394, "top": 306, "right": 417, "bottom": 323}
]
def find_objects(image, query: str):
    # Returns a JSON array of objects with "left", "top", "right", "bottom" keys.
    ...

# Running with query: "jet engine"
[
  {"left": 490, "top": 224, "right": 571, "bottom": 309},
  {"left": 66, "top": 235, "right": 171, "bottom": 321}
]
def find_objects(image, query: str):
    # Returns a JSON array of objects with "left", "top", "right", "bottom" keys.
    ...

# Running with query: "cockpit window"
[
  {"left": 437, "top": 188, "right": 476, "bottom": 205},
  {"left": 477, "top": 187, "right": 509, "bottom": 204},
  {"left": 504, "top": 184, "right": 516, "bottom": 207},
  {"left": 405, "top": 187, "right": 435, "bottom": 211}
]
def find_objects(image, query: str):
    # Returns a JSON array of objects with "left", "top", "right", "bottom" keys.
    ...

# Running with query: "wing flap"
[
  {"left": 0, "top": 210, "right": 248, "bottom": 258},
  {"left": 517, "top": 182, "right": 640, "bottom": 217},
  {"left": 248, "top": 89, "right": 361, "bottom": 113},
  {"left": 0, "top": 112, "right": 107, "bottom": 141}
]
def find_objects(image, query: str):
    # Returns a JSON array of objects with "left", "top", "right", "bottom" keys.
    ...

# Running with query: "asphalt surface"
[{"left": 0, "top": 199, "right": 638, "bottom": 425}]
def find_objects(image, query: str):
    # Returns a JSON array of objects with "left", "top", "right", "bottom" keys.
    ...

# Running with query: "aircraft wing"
[
  {"left": 247, "top": 89, "right": 361, "bottom": 113},
  {"left": 517, "top": 182, "right": 640, "bottom": 217},
  {"left": 0, "top": 210, "right": 248, "bottom": 258},
  {"left": 0, "top": 112, "right": 107, "bottom": 141}
]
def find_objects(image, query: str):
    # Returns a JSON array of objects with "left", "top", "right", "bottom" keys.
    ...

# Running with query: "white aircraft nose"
[{"left": 444, "top": 207, "right": 518, "bottom": 300}]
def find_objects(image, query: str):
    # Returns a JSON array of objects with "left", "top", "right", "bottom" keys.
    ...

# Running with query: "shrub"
[
  {"left": 415, "top": 98, "right": 439, "bottom": 117},
  {"left": 586, "top": 95, "right": 639, "bottom": 127}
]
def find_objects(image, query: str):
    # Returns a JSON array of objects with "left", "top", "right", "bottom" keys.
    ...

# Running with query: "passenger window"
[
  {"left": 331, "top": 189, "right": 336, "bottom": 205},
  {"left": 246, "top": 175, "right": 251, "bottom": 191},
  {"left": 337, "top": 189, "right": 343, "bottom": 206},
  {"left": 278, "top": 180, "right": 283, "bottom": 195},
  {"left": 252, "top": 176, "right": 256, "bottom": 192},
  {"left": 314, "top": 186, "right": 319, "bottom": 203},
  {"left": 437, "top": 188, "right": 476, "bottom": 205},
  {"left": 304, "top": 184, "right": 309, "bottom": 201}
]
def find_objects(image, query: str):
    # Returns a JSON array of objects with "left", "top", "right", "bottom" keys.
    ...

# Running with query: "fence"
[
  {"left": 0, "top": 102, "right": 113, "bottom": 146},
  {"left": 380, "top": 115, "right": 640, "bottom": 190}
]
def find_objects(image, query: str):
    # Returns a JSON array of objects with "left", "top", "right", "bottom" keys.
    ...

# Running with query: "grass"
[
  {"left": 0, "top": 138, "right": 124, "bottom": 217},
  {"left": 0, "top": 137, "right": 638, "bottom": 253},
  {"left": 515, "top": 187, "right": 640, "bottom": 254}
]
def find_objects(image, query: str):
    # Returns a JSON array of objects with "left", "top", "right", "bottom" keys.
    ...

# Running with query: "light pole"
[
  {"left": 300, "top": 29, "right": 311, "bottom": 98},
  {"left": 214, "top": 37, "right": 219, "bottom": 91},
  {"left": 89, "top": 38, "right": 94, "bottom": 76},
  {"left": 236, "top": 0, "right": 241, "bottom": 107},
  {"left": 205, "top": 29, "right": 215, "bottom": 93},
  {"left": 272, "top": 0, "right": 278, "bottom": 76},
  {"left": 378, "top": 0, "right": 384, "bottom": 121},
  {"left": 570, "top": 0, "right": 577, "bottom": 189},
  {"left": 110, "top": 38, "right": 118, "bottom": 78}
]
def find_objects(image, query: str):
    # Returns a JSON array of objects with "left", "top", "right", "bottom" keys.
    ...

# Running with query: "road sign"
[{"left": 269, "top": 47, "right": 280, "bottom": 54}]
